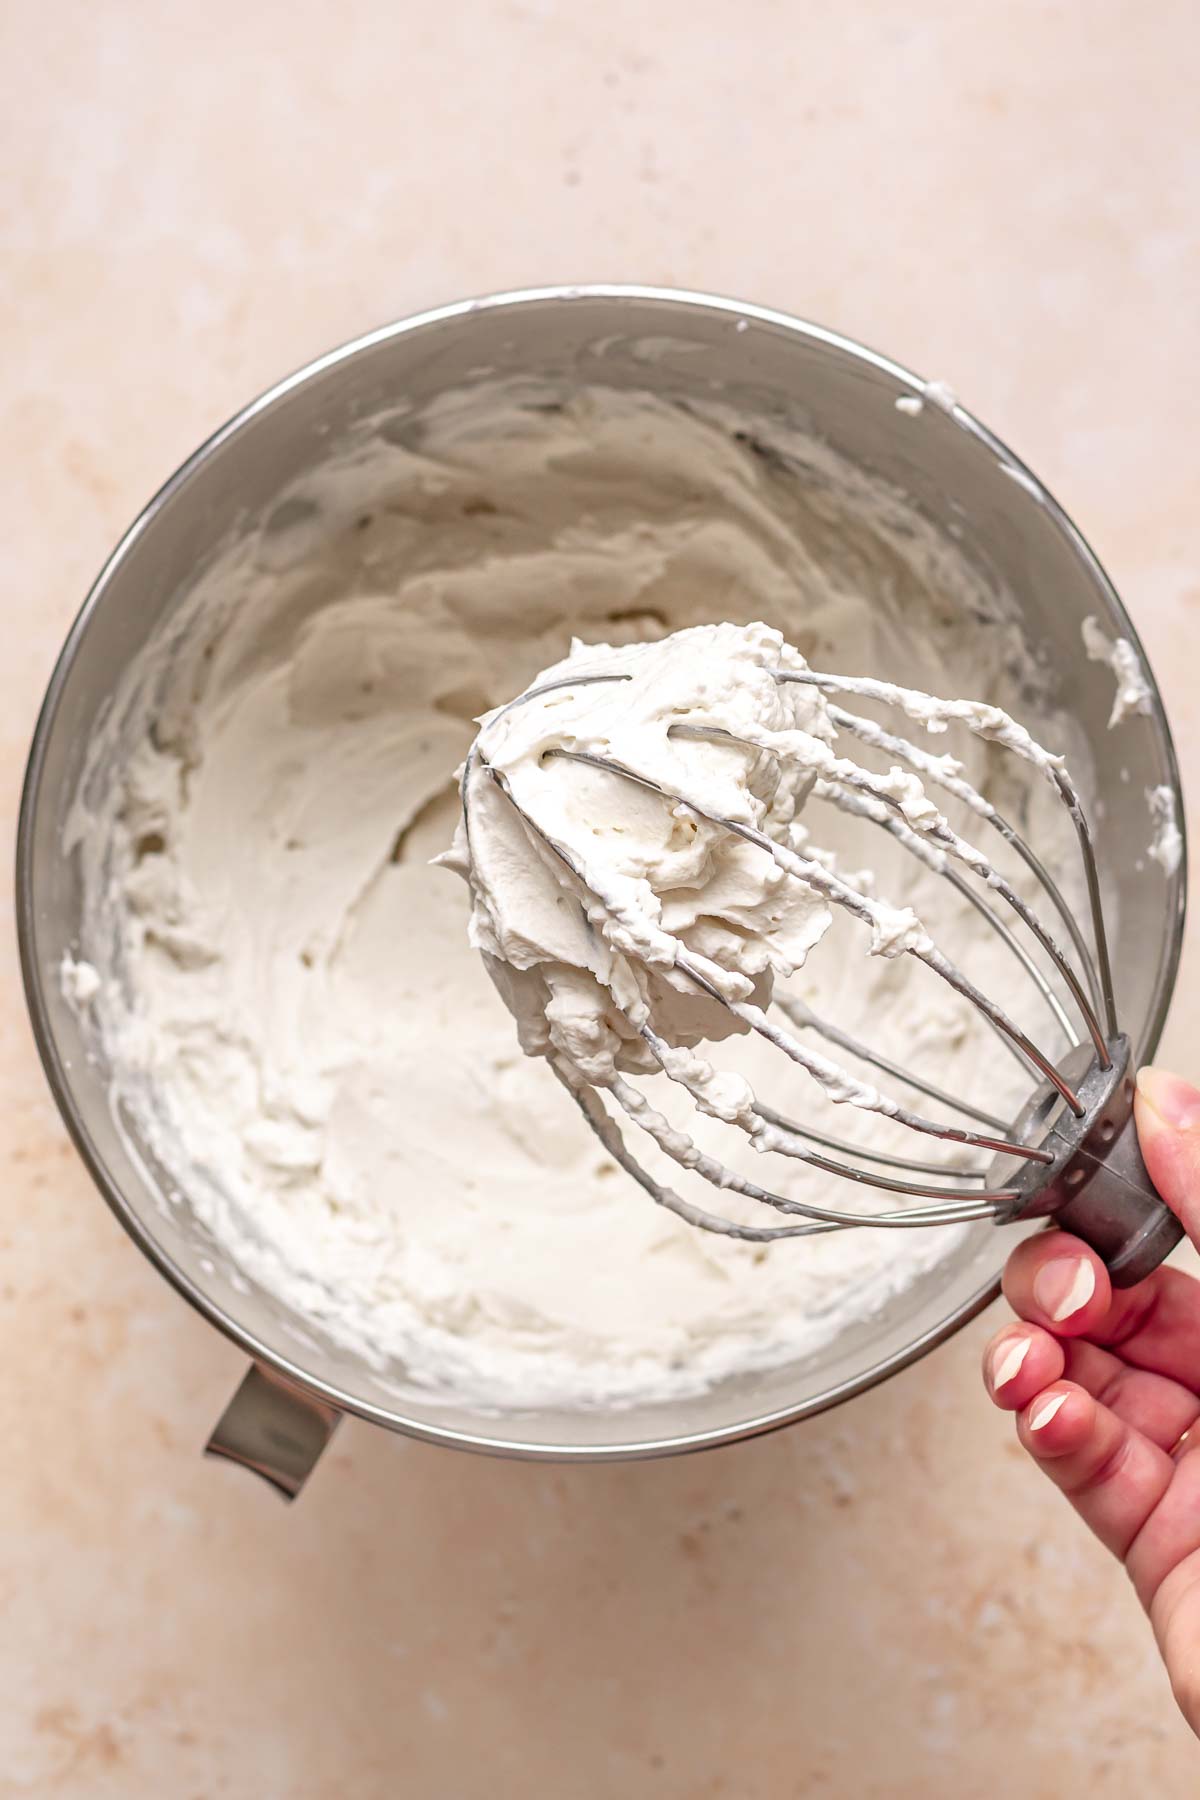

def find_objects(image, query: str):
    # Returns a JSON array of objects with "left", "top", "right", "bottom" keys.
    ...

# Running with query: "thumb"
[{"left": 1134, "top": 1067, "right": 1200, "bottom": 1242}]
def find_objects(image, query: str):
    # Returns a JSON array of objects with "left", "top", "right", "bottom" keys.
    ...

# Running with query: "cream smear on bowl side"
[{"left": 1081, "top": 613, "right": 1153, "bottom": 728}]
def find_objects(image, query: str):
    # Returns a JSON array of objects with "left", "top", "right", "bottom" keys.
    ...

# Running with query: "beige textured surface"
[{"left": 4, "top": 1, "right": 1200, "bottom": 1793}]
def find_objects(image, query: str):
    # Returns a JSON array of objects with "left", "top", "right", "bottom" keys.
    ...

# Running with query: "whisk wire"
[
  {"left": 773, "top": 670, "right": 1112, "bottom": 1063},
  {"left": 751, "top": 1103, "right": 989, "bottom": 1179},
  {"left": 810, "top": 776, "right": 1078, "bottom": 1053},
  {"left": 770, "top": 996, "right": 1008, "bottom": 1130}
]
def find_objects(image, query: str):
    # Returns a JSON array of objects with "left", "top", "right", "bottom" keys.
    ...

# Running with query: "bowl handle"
[{"left": 204, "top": 1362, "right": 341, "bottom": 1499}]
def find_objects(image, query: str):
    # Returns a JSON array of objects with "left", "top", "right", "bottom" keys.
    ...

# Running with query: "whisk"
[{"left": 459, "top": 654, "right": 1183, "bottom": 1290}]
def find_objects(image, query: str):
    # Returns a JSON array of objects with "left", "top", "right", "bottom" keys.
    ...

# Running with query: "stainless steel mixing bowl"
[{"left": 17, "top": 287, "right": 1187, "bottom": 1496}]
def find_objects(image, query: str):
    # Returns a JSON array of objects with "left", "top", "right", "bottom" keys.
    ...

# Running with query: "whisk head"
[{"left": 446, "top": 623, "right": 1178, "bottom": 1281}]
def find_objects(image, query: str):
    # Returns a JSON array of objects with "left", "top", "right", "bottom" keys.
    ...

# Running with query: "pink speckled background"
[{"left": 3, "top": 1, "right": 1199, "bottom": 1792}]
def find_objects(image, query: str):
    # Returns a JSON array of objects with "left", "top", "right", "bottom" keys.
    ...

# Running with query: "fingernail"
[
  {"left": 990, "top": 1335, "right": 1032, "bottom": 1390},
  {"left": 1033, "top": 1255, "right": 1096, "bottom": 1322},
  {"left": 1136, "top": 1067, "right": 1200, "bottom": 1134},
  {"left": 1030, "top": 1392, "right": 1068, "bottom": 1432}
]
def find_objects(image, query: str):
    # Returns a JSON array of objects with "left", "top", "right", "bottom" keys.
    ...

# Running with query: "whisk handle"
[
  {"left": 993, "top": 1039, "right": 1186, "bottom": 1288},
  {"left": 1051, "top": 1107, "right": 1184, "bottom": 1289}
]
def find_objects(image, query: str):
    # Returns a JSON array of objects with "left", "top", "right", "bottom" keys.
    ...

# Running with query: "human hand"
[{"left": 982, "top": 1067, "right": 1200, "bottom": 1736}]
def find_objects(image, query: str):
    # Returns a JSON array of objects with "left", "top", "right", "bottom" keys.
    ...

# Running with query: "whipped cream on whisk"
[
  {"left": 442, "top": 624, "right": 836, "bottom": 1083},
  {"left": 443, "top": 621, "right": 1067, "bottom": 1148}
]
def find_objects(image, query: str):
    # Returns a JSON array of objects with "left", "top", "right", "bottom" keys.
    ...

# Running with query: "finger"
[
  {"left": 1059, "top": 1337, "right": 1200, "bottom": 1452},
  {"left": 1004, "top": 1230, "right": 1200, "bottom": 1390},
  {"left": 982, "top": 1325, "right": 1062, "bottom": 1411},
  {"left": 1149, "top": 1546, "right": 1200, "bottom": 1735},
  {"left": 1016, "top": 1381, "right": 1174, "bottom": 1592},
  {"left": 1002, "top": 1230, "right": 1111, "bottom": 1334},
  {"left": 1126, "top": 1449, "right": 1200, "bottom": 1613},
  {"left": 1020, "top": 1380, "right": 1200, "bottom": 1619},
  {"left": 1135, "top": 1067, "right": 1200, "bottom": 1241}
]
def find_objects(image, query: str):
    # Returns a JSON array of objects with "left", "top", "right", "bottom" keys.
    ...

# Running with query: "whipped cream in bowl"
[{"left": 18, "top": 290, "right": 1185, "bottom": 1472}]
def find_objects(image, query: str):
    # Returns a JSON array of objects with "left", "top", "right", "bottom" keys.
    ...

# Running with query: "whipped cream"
[
  {"left": 445, "top": 623, "right": 863, "bottom": 1079},
  {"left": 65, "top": 384, "right": 1075, "bottom": 1409},
  {"left": 1081, "top": 614, "right": 1153, "bottom": 727},
  {"left": 894, "top": 379, "right": 958, "bottom": 419},
  {"left": 1148, "top": 783, "right": 1183, "bottom": 877}
]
